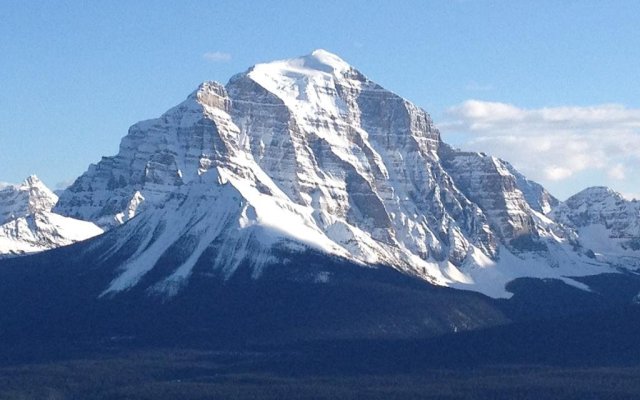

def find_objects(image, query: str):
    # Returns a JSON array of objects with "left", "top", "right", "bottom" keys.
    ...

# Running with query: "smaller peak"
[
  {"left": 23, "top": 175, "right": 43, "bottom": 187},
  {"left": 17, "top": 175, "right": 55, "bottom": 198},
  {"left": 569, "top": 186, "right": 624, "bottom": 202},
  {"left": 0, "top": 176, "right": 58, "bottom": 221},
  {"left": 196, "top": 80, "right": 226, "bottom": 93},
  {"left": 577, "top": 186, "right": 616, "bottom": 195},
  {"left": 187, "top": 81, "right": 230, "bottom": 111},
  {"left": 19, "top": 175, "right": 56, "bottom": 198},
  {"left": 189, "top": 81, "right": 226, "bottom": 99}
]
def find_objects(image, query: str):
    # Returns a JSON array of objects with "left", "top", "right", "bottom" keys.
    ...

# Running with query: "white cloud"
[
  {"left": 607, "top": 163, "right": 626, "bottom": 180},
  {"left": 544, "top": 166, "right": 574, "bottom": 181},
  {"left": 203, "top": 51, "right": 232, "bottom": 63},
  {"left": 440, "top": 100, "right": 640, "bottom": 198}
]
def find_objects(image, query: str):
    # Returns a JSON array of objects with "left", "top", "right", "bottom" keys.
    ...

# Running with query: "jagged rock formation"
[{"left": 0, "top": 176, "right": 103, "bottom": 256}]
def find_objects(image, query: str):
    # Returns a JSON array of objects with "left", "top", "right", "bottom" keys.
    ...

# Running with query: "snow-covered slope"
[
  {"left": 551, "top": 187, "right": 640, "bottom": 268},
  {"left": 54, "top": 50, "right": 626, "bottom": 298},
  {"left": 0, "top": 176, "right": 103, "bottom": 256}
]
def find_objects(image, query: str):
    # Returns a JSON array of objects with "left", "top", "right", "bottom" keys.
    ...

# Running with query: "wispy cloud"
[
  {"left": 441, "top": 100, "right": 640, "bottom": 186},
  {"left": 203, "top": 51, "right": 232, "bottom": 63}
]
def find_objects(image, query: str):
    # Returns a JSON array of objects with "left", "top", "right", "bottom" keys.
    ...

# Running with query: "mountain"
[
  {"left": 0, "top": 176, "right": 103, "bottom": 256},
  {"left": 52, "top": 50, "right": 634, "bottom": 299},
  {"left": 0, "top": 175, "right": 57, "bottom": 222},
  {"left": 551, "top": 187, "right": 640, "bottom": 268}
]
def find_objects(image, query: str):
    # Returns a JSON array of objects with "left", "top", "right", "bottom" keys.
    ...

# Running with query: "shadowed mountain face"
[
  {"left": 0, "top": 234, "right": 508, "bottom": 349},
  {"left": 2, "top": 227, "right": 640, "bottom": 363}
]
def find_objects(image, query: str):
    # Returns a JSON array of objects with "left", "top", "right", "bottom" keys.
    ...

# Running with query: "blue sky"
[{"left": 1, "top": 1, "right": 639, "bottom": 199}]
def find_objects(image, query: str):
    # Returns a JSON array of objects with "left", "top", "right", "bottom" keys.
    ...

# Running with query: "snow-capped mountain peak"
[
  {"left": 309, "top": 48, "right": 351, "bottom": 67},
  {"left": 51, "top": 51, "right": 636, "bottom": 298},
  {"left": 565, "top": 186, "right": 627, "bottom": 207},
  {"left": 0, "top": 176, "right": 103, "bottom": 257},
  {"left": 551, "top": 186, "right": 640, "bottom": 266},
  {"left": 0, "top": 175, "right": 58, "bottom": 224},
  {"left": 552, "top": 186, "right": 638, "bottom": 226},
  {"left": 238, "top": 49, "right": 370, "bottom": 124},
  {"left": 251, "top": 49, "right": 353, "bottom": 80}
]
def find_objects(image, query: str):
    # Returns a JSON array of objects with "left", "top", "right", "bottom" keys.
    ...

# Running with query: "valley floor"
[{"left": 2, "top": 347, "right": 640, "bottom": 400}]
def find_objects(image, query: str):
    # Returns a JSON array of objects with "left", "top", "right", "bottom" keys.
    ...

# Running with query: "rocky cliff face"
[
  {"left": 53, "top": 50, "right": 629, "bottom": 298},
  {"left": 0, "top": 176, "right": 103, "bottom": 256}
]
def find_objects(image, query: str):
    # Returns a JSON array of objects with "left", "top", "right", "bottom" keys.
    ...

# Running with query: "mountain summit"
[
  {"left": 53, "top": 50, "right": 634, "bottom": 298},
  {"left": 0, "top": 176, "right": 103, "bottom": 256}
]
